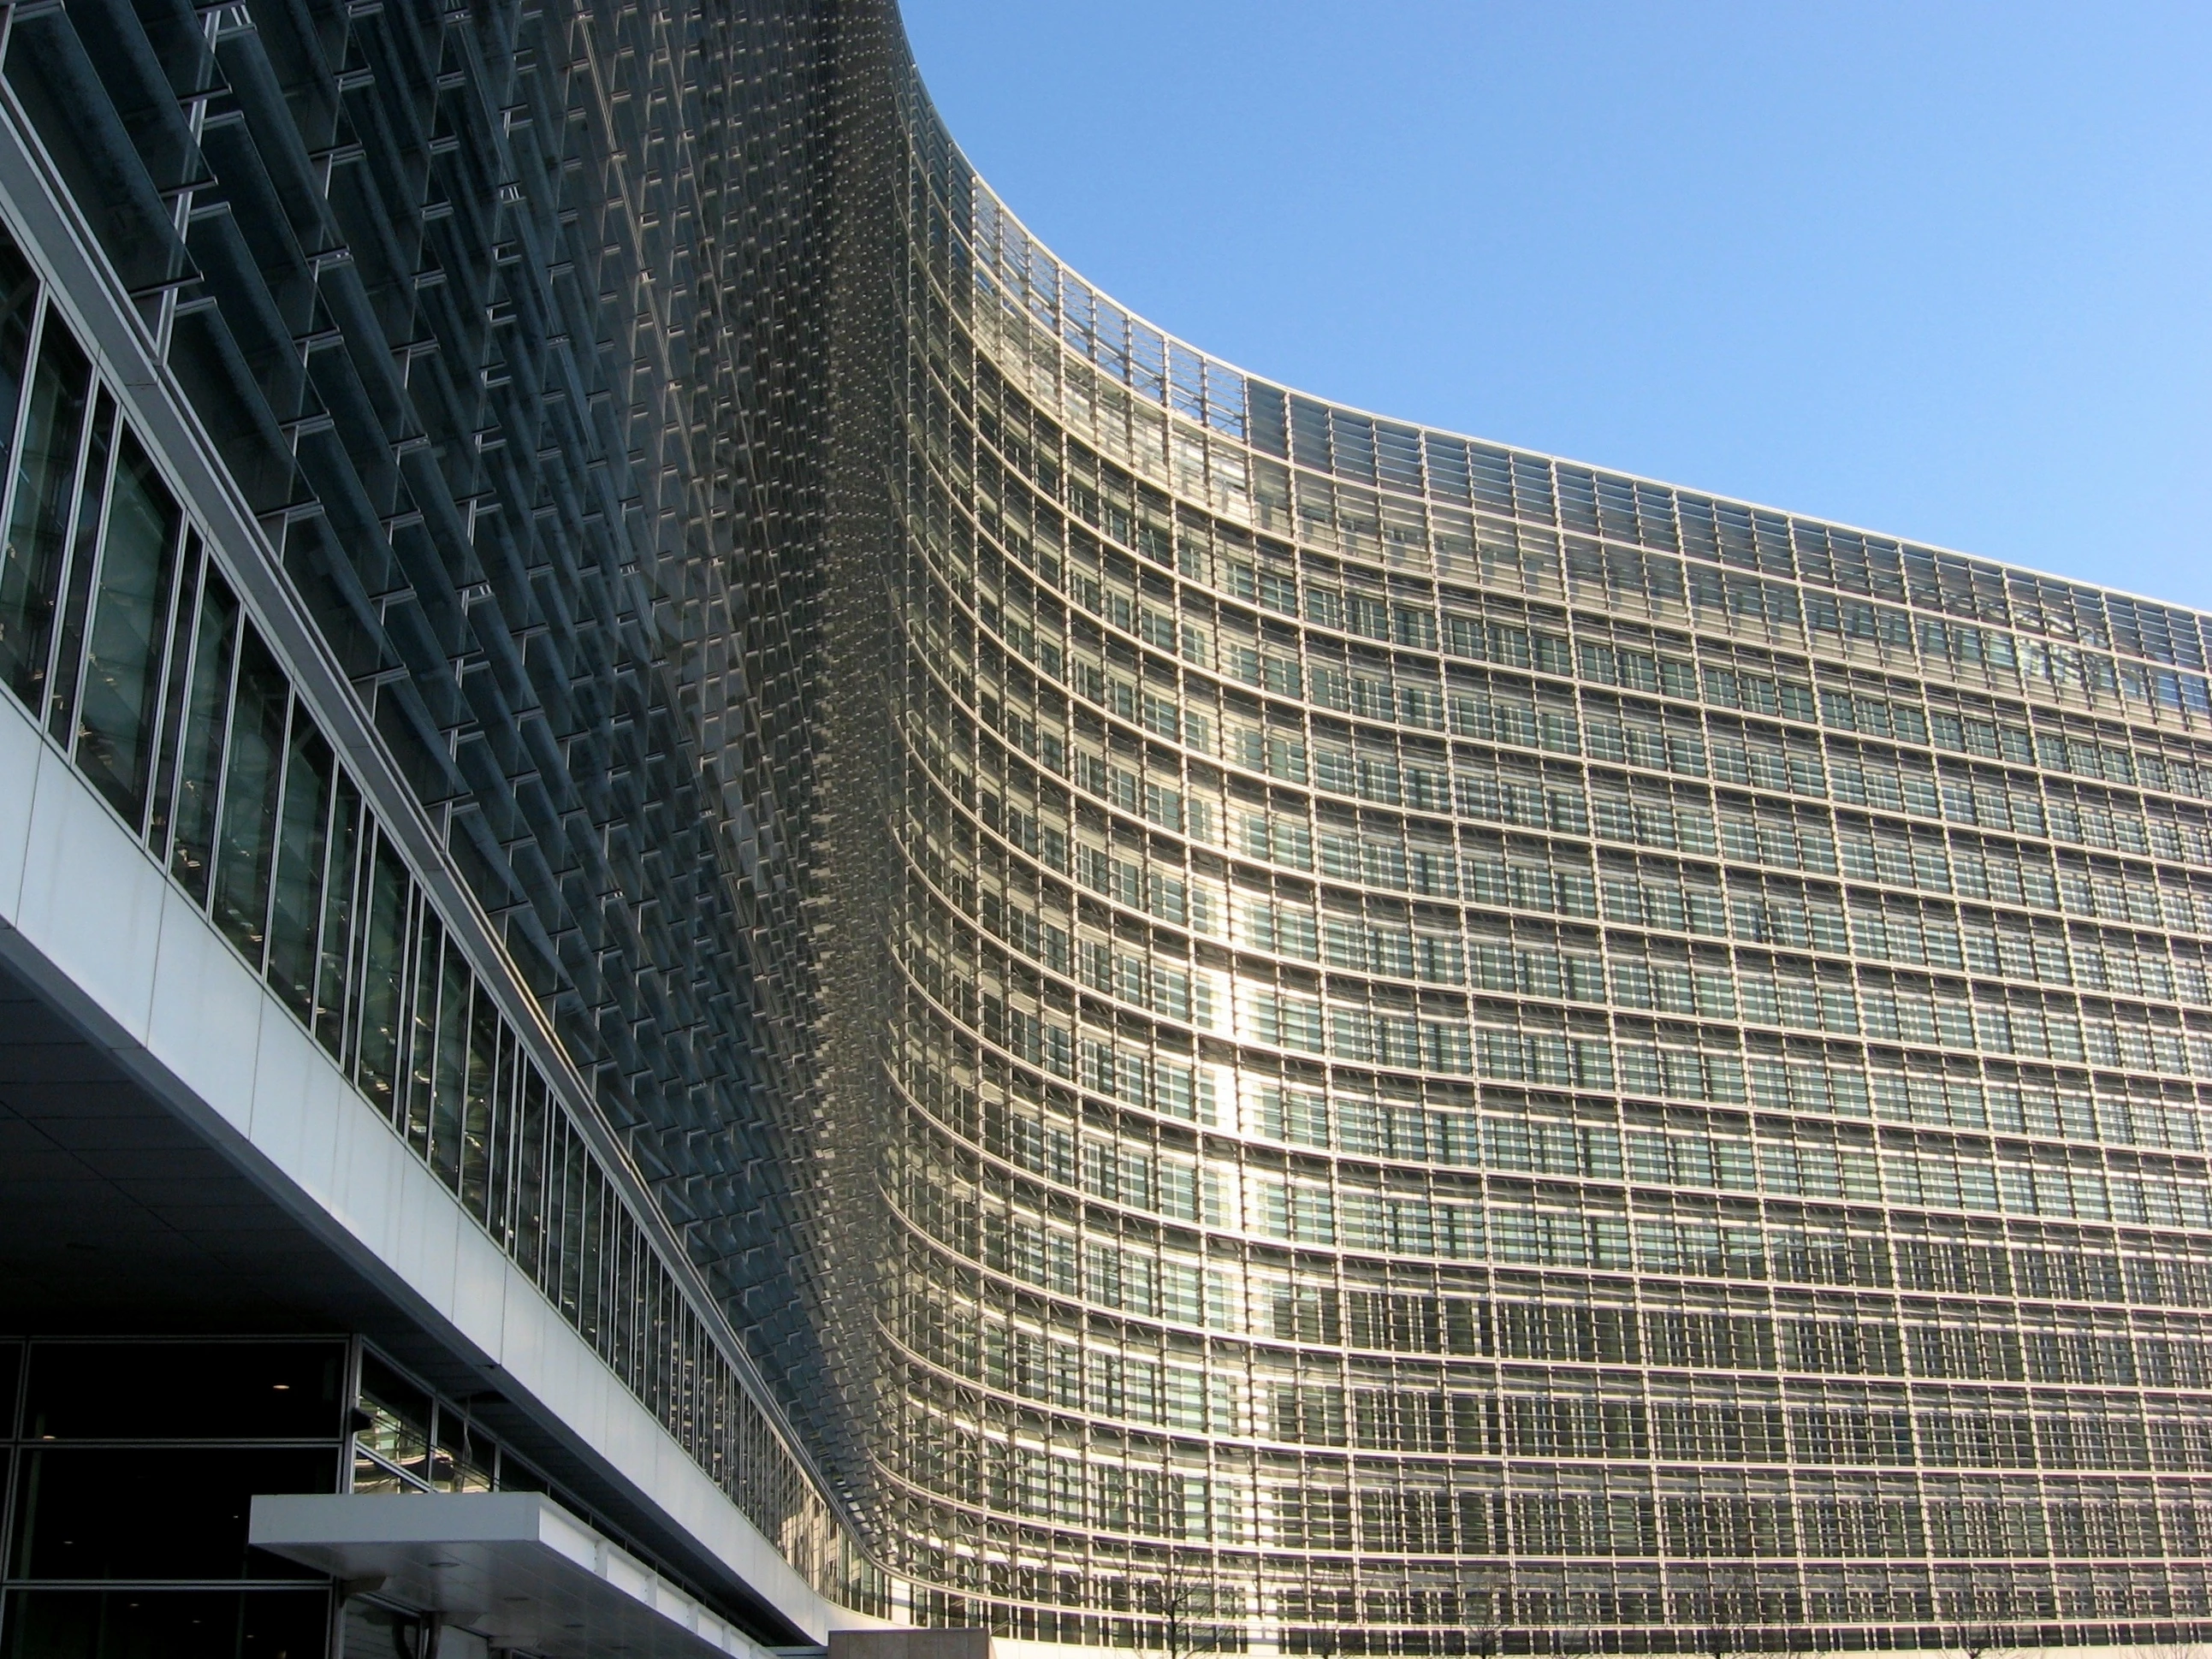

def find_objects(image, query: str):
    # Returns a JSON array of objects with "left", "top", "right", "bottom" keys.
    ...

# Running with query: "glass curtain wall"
[
  {"left": 12, "top": 0, "right": 2212, "bottom": 1649},
  {"left": 859, "top": 35, "right": 2212, "bottom": 1656},
  {"left": 0, "top": 222, "right": 880, "bottom": 1619}
]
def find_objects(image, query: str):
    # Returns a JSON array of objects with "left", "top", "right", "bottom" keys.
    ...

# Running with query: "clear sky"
[{"left": 897, "top": 1, "right": 2212, "bottom": 612}]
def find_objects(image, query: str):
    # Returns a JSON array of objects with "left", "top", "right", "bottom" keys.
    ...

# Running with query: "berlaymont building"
[{"left": 0, "top": 3, "right": 2209, "bottom": 1658}]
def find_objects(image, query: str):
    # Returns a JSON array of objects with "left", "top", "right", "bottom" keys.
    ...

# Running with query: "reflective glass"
[
  {"left": 0, "top": 314, "right": 89, "bottom": 704},
  {"left": 72, "top": 429, "right": 179, "bottom": 822},
  {"left": 264, "top": 720, "right": 333, "bottom": 1021},
  {"left": 45, "top": 387, "right": 114, "bottom": 740},
  {"left": 208, "top": 631, "right": 288, "bottom": 962},
  {"left": 166, "top": 568, "right": 237, "bottom": 902}
]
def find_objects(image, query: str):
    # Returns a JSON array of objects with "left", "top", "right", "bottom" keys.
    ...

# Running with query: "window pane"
[
  {"left": 460, "top": 987, "right": 497, "bottom": 1219},
  {"left": 0, "top": 315, "right": 92, "bottom": 705},
  {"left": 21, "top": 1340, "right": 346, "bottom": 1438},
  {"left": 209, "top": 632, "right": 289, "bottom": 961},
  {"left": 515, "top": 1067, "right": 548, "bottom": 1283},
  {"left": 482, "top": 1029, "right": 515, "bottom": 1243},
  {"left": 578, "top": 1166, "right": 604, "bottom": 1349},
  {"left": 0, "top": 225, "right": 41, "bottom": 484},
  {"left": 265, "top": 721, "right": 334, "bottom": 1021},
  {"left": 168, "top": 566, "right": 238, "bottom": 901},
  {"left": 558, "top": 1123, "right": 585, "bottom": 1320},
  {"left": 45, "top": 388, "right": 115, "bottom": 739},
  {"left": 428, "top": 939, "right": 468, "bottom": 1188},
  {"left": 3, "top": 1590, "right": 329, "bottom": 1659},
  {"left": 354, "top": 833, "right": 408, "bottom": 1116},
  {"left": 10, "top": 1447, "right": 334, "bottom": 1579},
  {"left": 145, "top": 530, "right": 203, "bottom": 854},
  {"left": 313, "top": 773, "right": 361, "bottom": 1058},
  {"left": 401, "top": 909, "right": 442, "bottom": 1156},
  {"left": 73, "top": 428, "right": 180, "bottom": 824}
]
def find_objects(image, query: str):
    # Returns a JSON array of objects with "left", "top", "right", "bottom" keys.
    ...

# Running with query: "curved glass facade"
[
  {"left": 854, "top": 25, "right": 2212, "bottom": 1656},
  {"left": 11, "top": 0, "right": 2212, "bottom": 1652}
]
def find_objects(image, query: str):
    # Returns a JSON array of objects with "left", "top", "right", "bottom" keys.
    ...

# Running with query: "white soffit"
[{"left": 249, "top": 1492, "right": 781, "bottom": 1659}]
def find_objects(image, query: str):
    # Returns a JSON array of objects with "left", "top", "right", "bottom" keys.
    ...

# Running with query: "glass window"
[
  {"left": 72, "top": 430, "right": 181, "bottom": 824},
  {"left": 401, "top": 909, "right": 443, "bottom": 1155},
  {"left": 481, "top": 1032, "right": 518, "bottom": 1242},
  {"left": 555, "top": 1119, "right": 585, "bottom": 1318},
  {"left": 514, "top": 1066, "right": 549, "bottom": 1277},
  {"left": 10, "top": 1447, "right": 334, "bottom": 1579},
  {"left": 355, "top": 1350, "right": 431, "bottom": 1486},
  {"left": 0, "top": 313, "right": 92, "bottom": 705},
  {"left": 0, "top": 225, "right": 39, "bottom": 489},
  {"left": 1, "top": 1588, "right": 330, "bottom": 1658},
  {"left": 353, "top": 832, "right": 409, "bottom": 1114},
  {"left": 460, "top": 991, "right": 497, "bottom": 1220},
  {"left": 167, "top": 566, "right": 239, "bottom": 901},
  {"left": 209, "top": 631, "right": 289, "bottom": 962},
  {"left": 429, "top": 938, "right": 470, "bottom": 1188},
  {"left": 144, "top": 530, "right": 203, "bottom": 854},
  {"left": 311, "top": 773, "right": 361, "bottom": 1057},
  {"left": 45, "top": 388, "right": 116, "bottom": 740},
  {"left": 21, "top": 1340, "right": 345, "bottom": 1439},
  {"left": 265, "top": 720, "right": 334, "bottom": 1020}
]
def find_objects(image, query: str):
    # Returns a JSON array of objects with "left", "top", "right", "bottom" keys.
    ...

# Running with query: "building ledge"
[{"left": 250, "top": 1492, "right": 780, "bottom": 1659}]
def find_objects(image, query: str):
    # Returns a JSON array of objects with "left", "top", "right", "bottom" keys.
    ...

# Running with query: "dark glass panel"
[
  {"left": 1245, "top": 383, "right": 1288, "bottom": 459},
  {"left": 428, "top": 939, "right": 469, "bottom": 1189},
  {"left": 459, "top": 988, "right": 497, "bottom": 1220},
  {"left": 353, "top": 1353, "right": 431, "bottom": 1490},
  {"left": 143, "top": 531, "right": 202, "bottom": 856},
  {"left": 264, "top": 723, "right": 333, "bottom": 1021},
  {"left": 311, "top": 773, "right": 360, "bottom": 1058},
  {"left": 0, "top": 317, "right": 92, "bottom": 706},
  {"left": 353, "top": 832, "right": 408, "bottom": 1116},
  {"left": 73, "top": 430, "right": 181, "bottom": 824},
  {"left": 209, "top": 634, "right": 290, "bottom": 960},
  {"left": 167, "top": 566, "right": 238, "bottom": 901},
  {"left": 430, "top": 1407, "right": 492, "bottom": 1493},
  {"left": 481, "top": 1030, "right": 515, "bottom": 1243},
  {"left": 339, "top": 1599, "right": 422, "bottom": 1659},
  {"left": 2, "top": 1589, "right": 327, "bottom": 1659},
  {"left": 46, "top": 388, "right": 116, "bottom": 740},
  {"left": 513, "top": 1066, "right": 549, "bottom": 1283},
  {"left": 21, "top": 1342, "right": 346, "bottom": 1439},
  {"left": 400, "top": 909, "right": 442, "bottom": 1156},
  {"left": 555, "top": 1119, "right": 584, "bottom": 1319},
  {"left": 0, "top": 225, "right": 39, "bottom": 491},
  {"left": 10, "top": 1448, "right": 334, "bottom": 1579},
  {"left": 0, "top": 1341, "right": 19, "bottom": 1437},
  {"left": 578, "top": 1165, "right": 604, "bottom": 1352}
]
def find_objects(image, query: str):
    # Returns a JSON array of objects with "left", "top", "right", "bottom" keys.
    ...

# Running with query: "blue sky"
[{"left": 898, "top": 2, "right": 2212, "bottom": 611}]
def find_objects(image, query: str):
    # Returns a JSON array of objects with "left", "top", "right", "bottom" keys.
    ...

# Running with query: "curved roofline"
[{"left": 889, "top": 6, "right": 2209, "bottom": 637}]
